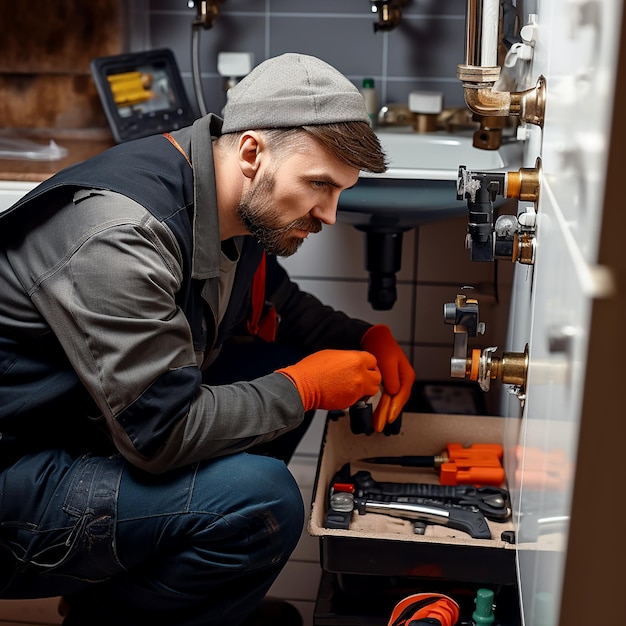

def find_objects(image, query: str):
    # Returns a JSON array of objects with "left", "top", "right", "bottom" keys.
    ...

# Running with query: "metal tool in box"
[{"left": 325, "top": 463, "right": 511, "bottom": 540}]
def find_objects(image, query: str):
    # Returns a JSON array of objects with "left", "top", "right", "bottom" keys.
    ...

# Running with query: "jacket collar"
[{"left": 190, "top": 114, "right": 224, "bottom": 280}]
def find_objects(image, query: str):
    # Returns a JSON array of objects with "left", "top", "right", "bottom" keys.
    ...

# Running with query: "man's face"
[{"left": 236, "top": 134, "right": 360, "bottom": 257}]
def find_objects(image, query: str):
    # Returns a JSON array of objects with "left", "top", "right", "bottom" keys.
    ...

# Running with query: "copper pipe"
[
  {"left": 464, "top": 0, "right": 500, "bottom": 67},
  {"left": 458, "top": 0, "right": 545, "bottom": 130}
]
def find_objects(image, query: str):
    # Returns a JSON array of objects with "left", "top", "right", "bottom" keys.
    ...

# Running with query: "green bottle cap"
[
  {"left": 362, "top": 78, "right": 375, "bottom": 89},
  {"left": 472, "top": 588, "right": 495, "bottom": 625}
]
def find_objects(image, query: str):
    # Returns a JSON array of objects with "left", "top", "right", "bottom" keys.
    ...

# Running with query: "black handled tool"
[
  {"left": 348, "top": 399, "right": 402, "bottom": 436},
  {"left": 351, "top": 470, "right": 510, "bottom": 521},
  {"left": 361, "top": 454, "right": 440, "bottom": 467},
  {"left": 326, "top": 490, "right": 491, "bottom": 539},
  {"left": 325, "top": 463, "right": 493, "bottom": 538},
  {"left": 355, "top": 496, "right": 492, "bottom": 540},
  {"left": 349, "top": 399, "right": 374, "bottom": 434}
]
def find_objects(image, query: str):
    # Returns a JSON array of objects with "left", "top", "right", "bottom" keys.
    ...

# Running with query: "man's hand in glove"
[
  {"left": 276, "top": 350, "right": 382, "bottom": 413},
  {"left": 361, "top": 324, "right": 415, "bottom": 432}
]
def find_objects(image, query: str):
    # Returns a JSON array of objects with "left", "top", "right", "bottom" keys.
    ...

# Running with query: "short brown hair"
[
  {"left": 302, "top": 121, "right": 387, "bottom": 174},
  {"left": 218, "top": 122, "right": 387, "bottom": 174}
]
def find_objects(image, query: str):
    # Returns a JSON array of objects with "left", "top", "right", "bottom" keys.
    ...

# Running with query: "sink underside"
[{"left": 338, "top": 129, "right": 523, "bottom": 227}]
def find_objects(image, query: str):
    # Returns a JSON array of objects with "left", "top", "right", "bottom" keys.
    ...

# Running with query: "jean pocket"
[
  {"left": 38, "top": 512, "right": 120, "bottom": 583},
  {"left": 1, "top": 452, "right": 125, "bottom": 588},
  {"left": 46, "top": 455, "right": 125, "bottom": 582}
]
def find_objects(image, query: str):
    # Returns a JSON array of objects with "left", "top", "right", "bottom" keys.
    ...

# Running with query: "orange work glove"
[
  {"left": 276, "top": 350, "right": 382, "bottom": 412},
  {"left": 361, "top": 325, "right": 415, "bottom": 432}
]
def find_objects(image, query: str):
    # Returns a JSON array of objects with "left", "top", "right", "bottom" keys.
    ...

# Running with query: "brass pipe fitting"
[
  {"left": 413, "top": 113, "right": 438, "bottom": 133},
  {"left": 473, "top": 115, "right": 505, "bottom": 150},
  {"left": 457, "top": 64, "right": 501, "bottom": 85},
  {"left": 491, "top": 348, "right": 529, "bottom": 388},
  {"left": 466, "top": 344, "right": 529, "bottom": 394},
  {"left": 371, "top": 0, "right": 407, "bottom": 32},
  {"left": 462, "top": 86, "right": 512, "bottom": 117},
  {"left": 457, "top": 65, "right": 546, "bottom": 128},
  {"left": 512, "top": 231, "right": 536, "bottom": 265},
  {"left": 192, "top": 0, "right": 221, "bottom": 29},
  {"left": 446, "top": 290, "right": 529, "bottom": 400},
  {"left": 505, "top": 157, "right": 542, "bottom": 205},
  {"left": 509, "top": 76, "right": 546, "bottom": 128}
]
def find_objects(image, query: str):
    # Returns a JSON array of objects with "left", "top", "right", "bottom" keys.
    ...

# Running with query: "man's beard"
[{"left": 236, "top": 172, "right": 322, "bottom": 256}]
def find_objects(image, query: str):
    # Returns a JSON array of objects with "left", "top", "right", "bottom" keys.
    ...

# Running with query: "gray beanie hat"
[{"left": 221, "top": 53, "right": 370, "bottom": 133}]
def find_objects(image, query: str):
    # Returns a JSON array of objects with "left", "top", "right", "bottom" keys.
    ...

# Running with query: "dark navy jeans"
[
  {"left": 0, "top": 339, "right": 311, "bottom": 624},
  {"left": 0, "top": 449, "right": 304, "bottom": 625}
]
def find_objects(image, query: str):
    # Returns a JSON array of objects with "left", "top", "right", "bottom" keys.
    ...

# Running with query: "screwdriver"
[
  {"left": 360, "top": 443, "right": 505, "bottom": 486},
  {"left": 361, "top": 442, "right": 503, "bottom": 467}
]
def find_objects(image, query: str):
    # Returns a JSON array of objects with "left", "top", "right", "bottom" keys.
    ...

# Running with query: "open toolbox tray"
[{"left": 308, "top": 410, "right": 518, "bottom": 586}]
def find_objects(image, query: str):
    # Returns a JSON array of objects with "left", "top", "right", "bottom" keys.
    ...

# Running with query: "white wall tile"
[
  {"left": 411, "top": 345, "right": 455, "bottom": 380},
  {"left": 278, "top": 222, "right": 368, "bottom": 280},
  {"left": 417, "top": 212, "right": 516, "bottom": 289},
  {"left": 279, "top": 221, "right": 416, "bottom": 282},
  {"left": 292, "top": 279, "right": 415, "bottom": 343},
  {"left": 414, "top": 284, "right": 512, "bottom": 348},
  {"left": 287, "top": 456, "right": 322, "bottom": 563}
]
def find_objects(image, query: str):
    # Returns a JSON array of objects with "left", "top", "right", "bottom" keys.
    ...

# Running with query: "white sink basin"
[
  {"left": 369, "top": 128, "right": 522, "bottom": 180},
  {"left": 338, "top": 128, "right": 523, "bottom": 228}
]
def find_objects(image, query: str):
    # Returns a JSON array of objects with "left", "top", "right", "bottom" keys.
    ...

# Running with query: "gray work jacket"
[{"left": 0, "top": 115, "right": 370, "bottom": 473}]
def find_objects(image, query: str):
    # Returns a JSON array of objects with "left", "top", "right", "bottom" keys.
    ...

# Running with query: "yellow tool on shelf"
[{"left": 107, "top": 71, "right": 153, "bottom": 107}]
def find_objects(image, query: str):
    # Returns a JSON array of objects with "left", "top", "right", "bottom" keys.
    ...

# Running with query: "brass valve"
[
  {"left": 465, "top": 345, "right": 529, "bottom": 396},
  {"left": 504, "top": 158, "right": 542, "bottom": 206},
  {"left": 494, "top": 212, "right": 536, "bottom": 265},
  {"left": 457, "top": 158, "right": 541, "bottom": 264},
  {"left": 370, "top": 0, "right": 407, "bottom": 32},
  {"left": 444, "top": 291, "right": 528, "bottom": 401},
  {"left": 190, "top": 0, "right": 221, "bottom": 29}
]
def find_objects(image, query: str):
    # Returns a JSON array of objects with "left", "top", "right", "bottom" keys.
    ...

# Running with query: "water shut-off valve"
[
  {"left": 443, "top": 291, "right": 528, "bottom": 401},
  {"left": 457, "top": 158, "right": 541, "bottom": 264}
]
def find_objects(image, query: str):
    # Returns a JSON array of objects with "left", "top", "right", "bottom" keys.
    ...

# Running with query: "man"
[{"left": 0, "top": 53, "right": 415, "bottom": 625}]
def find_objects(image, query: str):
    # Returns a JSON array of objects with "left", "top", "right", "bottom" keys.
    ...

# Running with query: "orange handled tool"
[
  {"left": 361, "top": 442, "right": 505, "bottom": 486},
  {"left": 439, "top": 456, "right": 505, "bottom": 486},
  {"left": 446, "top": 442, "right": 502, "bottom": 462}
]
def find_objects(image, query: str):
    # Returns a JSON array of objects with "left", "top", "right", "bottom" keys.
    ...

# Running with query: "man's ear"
[{"left": 238, "top": 131, "right": 264, "bottom": 179}]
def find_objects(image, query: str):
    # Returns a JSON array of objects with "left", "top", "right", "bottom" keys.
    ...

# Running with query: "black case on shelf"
[{"left": 91, "top": 48, "right": 197, "bottom": 143}]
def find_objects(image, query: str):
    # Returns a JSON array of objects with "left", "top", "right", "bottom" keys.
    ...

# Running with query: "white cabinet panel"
[
  {"left": 505, "top": 2, "right": 624, "bottom": 624},
  {"left": 512, "top": 179, "right": 591, "bottom": 625},
  {"left": 0, "top": 181, "right": 37, "bottom": 213}
]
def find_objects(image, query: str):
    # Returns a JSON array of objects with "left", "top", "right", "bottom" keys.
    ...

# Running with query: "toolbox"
[{"left": 308, "top": 410, "right": 523, "bottom": 625}]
